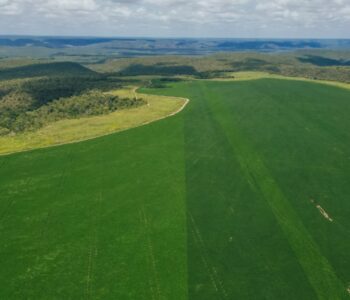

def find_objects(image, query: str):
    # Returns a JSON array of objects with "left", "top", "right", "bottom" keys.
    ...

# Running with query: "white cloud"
[
  {"left": 0, "top": 0, "right": 21, "bottom": 15},
  {"left": 0, "top": 0, "right": 349, "bottom": 37}
]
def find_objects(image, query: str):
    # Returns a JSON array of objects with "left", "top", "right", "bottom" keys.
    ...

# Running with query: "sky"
[{"left": 0, "top": 0, "right": 349, "bottom": 38}]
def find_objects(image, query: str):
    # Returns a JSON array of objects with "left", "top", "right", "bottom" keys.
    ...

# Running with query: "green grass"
[{"left": 1, "top": 79, "right": 350, "bottom": 299}]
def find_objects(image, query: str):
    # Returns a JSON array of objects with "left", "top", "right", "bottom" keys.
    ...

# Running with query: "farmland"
[{"left": 1, "top": 78, "right": 350, "bottom": 299}]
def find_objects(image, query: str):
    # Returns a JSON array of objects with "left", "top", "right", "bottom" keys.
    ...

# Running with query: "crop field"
[{"left": 1, "top": 79, "right": 350, "bottom": 299}]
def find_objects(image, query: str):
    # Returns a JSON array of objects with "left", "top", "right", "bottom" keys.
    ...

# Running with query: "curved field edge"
[
  {"left": 0, "top": 87, "right": 188, "bottom": 156},
  {"left": 1, "top": 72, "right": 348, "bottom": 156}
]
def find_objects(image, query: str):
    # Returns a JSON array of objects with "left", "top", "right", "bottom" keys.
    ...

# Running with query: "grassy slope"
[
  {"left": 0, "top": 87, "right": 186, "bottom": 155},
  {"left": 1, "top": 79, "right": 350, "bottom": 299}
]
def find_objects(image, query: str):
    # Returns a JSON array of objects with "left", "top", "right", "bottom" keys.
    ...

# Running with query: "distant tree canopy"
[
  {"left": 0, "top": 62, "right": 96, "bottom": 81},
  {"left": 229, "top": 58, "right": 280, "bottom": 73},
  {"left": 20, "top": 76, "right": 123, "bottom": 108},
  {"left": 148, "top": 77, "right": 184, "bottom": 88},
  {"left": 118, "top": 64, "right": 198, "bottom": 76},
  {"left": 298, "top": 55, "right": 350, "bottom": 67}
]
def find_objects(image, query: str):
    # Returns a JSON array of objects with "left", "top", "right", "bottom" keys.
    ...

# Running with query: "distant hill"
[
  {"left": 0, "top": 37, "right": 116, "bottom": 47},
  {"left": 0, "top": 62, "right": 96, "bottom": 80},
  {"left": 298, "top": 55, "right": 350, "bottom": 66},
  {"left": 0, "top": 61, "right": 129, "bottom": 134},
  {"left": 1, "top": 36, "right": 350, "bottom": 57}
]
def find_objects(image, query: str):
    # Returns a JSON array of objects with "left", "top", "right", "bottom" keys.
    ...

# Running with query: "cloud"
[
  {"left": 44, "top": 0, "right": 98, "bottom": 11},
  {"left": 0, "top": 0, "right": 22, "bottom": 15},
  {"left": 0, "top": 0, "right": 349, "bottom": 37}
]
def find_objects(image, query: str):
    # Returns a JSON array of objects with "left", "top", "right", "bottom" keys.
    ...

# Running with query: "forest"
[{"left": 0, "top": 62, "right": 144, "bottom": 135}]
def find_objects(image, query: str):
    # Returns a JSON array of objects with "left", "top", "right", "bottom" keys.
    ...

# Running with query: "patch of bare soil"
[{"left": 310, "top": 198, "right": 333, "bottom": 222}]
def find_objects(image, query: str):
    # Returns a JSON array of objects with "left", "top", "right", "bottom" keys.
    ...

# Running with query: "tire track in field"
[
  {"left": 188, "top": 212, "right": 228, "bottom": 300},
  {"left": 201, "top": 82, "right": 349, "bottom": 299},
  {"left": 85, "top": 192, "right": 102, "bottom": 300},
  {"left": 0, "top": 150, "right": 39, "bottom": 224},
  {"left": 123, "top": 126, "right": 159, "bottom": 300},
  {"left": 185, "top": 83, "right": 241, "bottom": 299},
  {"left": 0, "top": 158, "right": 7, "bottom": 170},
  {"left": 140, "top": 207, "right": 162, "bottom": 300},
  {"left": 139, "top": 209, "right": 157, "bottom": 300},
  {"left": 0, "top": 155, "right": 22, "bottom": 224},
  {"left": 0, "top": 177, "right": 33, "bottom": 224},
  {"left": 27, "top": 149, "right": 74, "bottom": 299},
  {"left": 39, "top": 149, "right": 74, "bottom": 241},
  {"left": 153, "top": 105, "right": 229, "bottom": 300},
  {"left": 135, "top": 112, "right": 188, "bottom": 299}
]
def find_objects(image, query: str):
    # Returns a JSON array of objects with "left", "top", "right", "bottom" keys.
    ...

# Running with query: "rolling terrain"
[
  {"left": 1, "top": 36, "right": 350, "bottom": 59},
  {"left": 0, "top": 61, "right": 187, "bottom": 154},
  {"left": 1, "top": 79, "right": 350, "bottom": 299}
]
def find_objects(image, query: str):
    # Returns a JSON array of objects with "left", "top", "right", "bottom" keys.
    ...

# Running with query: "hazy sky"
[{"left": 0, "top": 0, "right": 349, "bottom": 38}]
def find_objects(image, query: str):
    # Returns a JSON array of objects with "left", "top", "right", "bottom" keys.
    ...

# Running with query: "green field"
[{"left": 1, "top": 79, "right": 350, "bottom": 299}]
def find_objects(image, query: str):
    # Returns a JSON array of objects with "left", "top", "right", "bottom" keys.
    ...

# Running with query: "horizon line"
[{"left": 0, "top": 34, "right": 350, "bottom": 40}]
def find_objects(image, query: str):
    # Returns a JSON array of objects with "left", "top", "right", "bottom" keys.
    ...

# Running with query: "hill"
[
  {"left": 0, "top": 62, "right": 96, "bottom": 81},
  {"left": 1, "top": 37, "right": 350, "bottom": 60},
  {"left": 0, "top": 62, "right": 141, "bottom": 135}
]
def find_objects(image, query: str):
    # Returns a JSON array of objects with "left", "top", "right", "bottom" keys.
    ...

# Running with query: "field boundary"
[{"left": 0, "top": 89, "right": 189, "bottom": 157}]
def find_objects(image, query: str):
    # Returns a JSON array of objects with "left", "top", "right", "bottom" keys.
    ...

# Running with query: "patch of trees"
[
  {"left": 20, "top": 76, "right": 122, "bottom": 108},
  {"left": 298, "top": 55, "right": 350, "bottom": 67},
  {"left": 278, "top": 66, "right": 350, "bottom": 83},
  {"left": 0, "top": 91, "right": 145, "bottom": 134},
  {"left": 230, "top": 58, "right": 280, "bottom": 72},
  {"left": 0, "top": 89, "right": 8, "bottom": 99},
  {"left": 118, "top": 64, "right": 198, "bottom": 76},
  {"left": 148, "top": 77, "right": 183, "bottom": 88},
  {"left": 196, "top": 71, "right": 233, "bottom": 79}
]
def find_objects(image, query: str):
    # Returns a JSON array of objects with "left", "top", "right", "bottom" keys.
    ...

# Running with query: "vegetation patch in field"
[
  {"left": 0, "top": 87, "right": 187, "bottom": 155},
  {"left": 4, "top": 91, "right": 145, "bottom": 133},
  {"left": 0, "top": 76, "right": 124, "bottom": 134}
]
